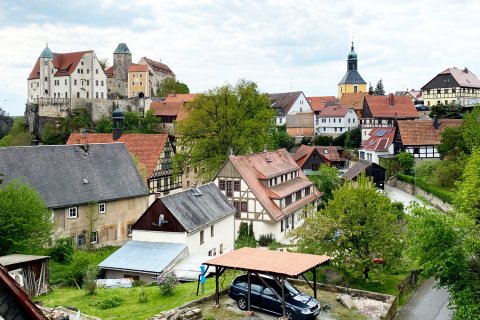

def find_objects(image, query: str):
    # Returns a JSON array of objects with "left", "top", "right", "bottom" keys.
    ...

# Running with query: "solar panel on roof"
[{"left": 375, "top": 129, "right": 389, "bottom": 137}]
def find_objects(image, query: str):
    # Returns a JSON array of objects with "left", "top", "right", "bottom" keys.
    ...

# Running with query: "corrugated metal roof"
[
  {"left": 173, "top": 255, "right": 214, "bottom": 281},
  {"left": 204, "top": 248, "right": 330, "bottom": 277},
  {"left": 98, "top": 241, "right": 187, "bottom": 274}
]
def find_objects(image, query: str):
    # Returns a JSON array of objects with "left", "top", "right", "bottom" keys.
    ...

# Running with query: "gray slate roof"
[
  {"left": 0, "top": 144, "right": 148, "bottom": 209},
  {"left": 161, "top": 182, "right": 236, "bottom": 233},
  {"left": 338, "top": 70, "right": 367, "bottom": 85},
  {"left": 99, "top": 241, "right": 187, "bottom": 274}
]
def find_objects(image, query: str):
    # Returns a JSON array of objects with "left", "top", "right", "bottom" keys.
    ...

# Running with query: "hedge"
[{"left": 396, "top": 173, "right": 454, "bottom": 204}]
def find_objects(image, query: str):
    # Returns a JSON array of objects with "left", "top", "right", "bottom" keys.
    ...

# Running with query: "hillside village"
[{"left": 2, "top": 38, "right": 480, "bottom": 320}]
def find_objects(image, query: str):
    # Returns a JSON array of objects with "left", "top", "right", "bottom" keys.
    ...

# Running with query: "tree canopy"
[
  {"left": 175, "top": 80, "right": 276, "bottom": 180},
  {"left": 374, "top": 79, "right": 385, "bottom": 95},
  {"left": 0, "top": 180, "right": 53, "bottom": 255},
  {"left": 429, "top": 103, "right": 463, "bottom": 119},
  {"left": 0, "top": 117, "right": 33, "bottom": 147},
  {"left": 309, "top": 164, "right": 341, "bottom": 203},
  {"left": 156, "top": 76, "right": 190, "bottom": 97},
  {"left": 294, "top": 175, "right": 404, "bottom": 279}
]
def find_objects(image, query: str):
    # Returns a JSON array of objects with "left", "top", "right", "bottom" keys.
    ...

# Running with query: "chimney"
[
  {"left": 433, "top": 115, "right": 439, "bottom": 129},
  {"left": 388, "top": 93, "right": 395, "bottom": 106},
  {"left": 464, "top": 67, "right": 469, "bottom": 73},
  {"left": 263, "top": 144, "right": 268, "bottom": 153}
]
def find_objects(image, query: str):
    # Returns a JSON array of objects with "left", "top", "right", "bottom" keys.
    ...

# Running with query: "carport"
[{"left": 203, "top": 247, "right": 330, "bottom": 319}]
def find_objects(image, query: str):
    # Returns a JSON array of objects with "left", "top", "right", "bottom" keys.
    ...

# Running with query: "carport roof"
[{"left": 203, "top": 247, "right": 330, "bottom": 277}]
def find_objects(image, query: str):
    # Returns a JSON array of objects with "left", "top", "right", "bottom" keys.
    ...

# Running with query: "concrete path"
[
  {"left": 384, "top": 184, "right": 421, "bottom": 209},
  {"left": 396, "top": 278, "right": 453, "bottom": 320}
]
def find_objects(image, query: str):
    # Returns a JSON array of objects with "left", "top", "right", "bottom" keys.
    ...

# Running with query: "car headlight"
[{"left": 301, "top": 309, "right": 313, "bottom": 314}]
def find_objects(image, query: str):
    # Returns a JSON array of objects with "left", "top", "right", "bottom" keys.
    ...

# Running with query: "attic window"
[{"left": 324, "top": 150, "right": 329, "bottom": 154}]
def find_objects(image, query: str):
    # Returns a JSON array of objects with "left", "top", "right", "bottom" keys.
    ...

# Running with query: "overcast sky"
[{"left": 0, "top": 0, "right": 479, "bottom": 115}]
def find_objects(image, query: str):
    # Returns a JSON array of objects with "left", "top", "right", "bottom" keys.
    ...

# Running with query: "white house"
[
  {"left": 27, "top": 44, "right": 107, "bottom": 102},
  {"left": 316, "top": 106, "right": 358, "bottom": 136},
  {"left": 269, "top": 91, "right": 313, "bottom": 126},
  {"left": 358, "top": 127, "right": 396, "bottom": 164},
  {"left": 213, "top": 149, "right": 322, "bottom": 243}
]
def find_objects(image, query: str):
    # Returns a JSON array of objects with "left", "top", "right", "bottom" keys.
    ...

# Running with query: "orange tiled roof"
[
  {"left": 318, "top": 105, "right": 351, "bottom": 117},
  {"left": 28, "top": 51, "right": 93, "bottom": 80},
  {"left": 307, "top": 96, "right": 336, "bottom": 113},
  {"left": 361, "top": 127, "right": 396, "bottom": 151},
  {"left": 364, "top": 95, "right": 419, "bottom": 118},
  {"left": 105, "top": 66, "right": 113, "bottom": 78},
  {"left": 164, "top": 93, "right": 198, "bottom": 103},
  {"left": 397, "top": 119, "right": 462, "bottom": 146},
  {"left": 221, "top": 149, "right": 321, "bottom": 221},
  {"left": 293, "top": 145, "right": 341, "bottom": 168},
  {"left": 150, "top": 101, "right": 189, "bottom": 121},
  {"left": 339, "top": 92, "right": 369, "bottom": 110},
  {"left": 128, "top": 64, "right": 148, "bottom": 72},
  {"left": 66, "top": 133, "right": 169, "bottom": 178}
]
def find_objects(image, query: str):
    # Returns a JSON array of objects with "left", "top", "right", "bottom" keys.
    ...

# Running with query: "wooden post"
[
  {"left": 281, "top": 277, "right": 286, "bottom": 318},
  {"left": 215, "top": 267, "right": 219, "bottom": 306},
  {"left": 247, "top": 271, "right": 251, "bottom": 311},
  {"left": 313, "top": 267, "right": 317, "bottom": 299}
]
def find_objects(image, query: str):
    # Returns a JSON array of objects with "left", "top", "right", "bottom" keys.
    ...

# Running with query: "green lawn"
[{"left": 37, "top": 272, "right": 237, "bottom": 320}]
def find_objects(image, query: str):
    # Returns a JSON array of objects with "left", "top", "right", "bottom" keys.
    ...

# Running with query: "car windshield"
[{"left": 284, "top": 281, "right": 300, "bottom": 296}]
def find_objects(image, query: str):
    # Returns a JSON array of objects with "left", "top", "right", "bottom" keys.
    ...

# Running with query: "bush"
[
  {"left": 313, "top": 135, "right": 333, "bottom": 146},
  {"left": 158, "top": 271, "right": 178, "bottom": 296},
  {"left": 397, "top": 173, "right": 454, "bottom": 203},
  {"left": 258, "top": 233, "right": 276, "bottom": 246},
  {"left": 235, "top": 221, "right": 256, "bottom": 249},
  {"left": 139, "top": 286, "right": 148, "bottom": 303},
  {"left": 398, "top": 152, "right": 415, "bottom": 175},
  {"left": 90, "top": 296, "right": 124, "bottom": 309},
  {"left": 268, "top": 241, "right": 279, "bottom": 250},
  {"left": 50, "top": 238, "right": 74, "bottom": 264},
  {"left": 82, "top": 265, "right": 99, "bottom": 295}
]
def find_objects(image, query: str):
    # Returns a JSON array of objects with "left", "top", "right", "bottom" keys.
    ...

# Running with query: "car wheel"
[
  {"left": 286, "top": 308, "right": 296, "bottom": 320},
  {"left": 237, "top": 296, "right": 248, "bottom": 311}
]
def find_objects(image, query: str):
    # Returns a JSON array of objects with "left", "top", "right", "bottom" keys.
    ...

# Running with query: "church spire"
[{"left": 347, "top": 42, "right": 358, "bottom": 71}]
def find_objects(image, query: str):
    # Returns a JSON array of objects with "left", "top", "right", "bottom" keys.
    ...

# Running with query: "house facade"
[
  {"left": 358, "top": 127, "right": 396, "bottom": 164},
  {"left": 307, "top": 96, "right": 336, "bottom": 115},
  {"left": 269, "top": 91, "right": 313, "bottom": 127},
  {"left": 421, "top": 67, "right": 480, "bottom": 107},
  {"left": 213, "top": 149, "right": 321, "bottom": 243},
  {"left": 28, "top": 44, "right": 107, "bottom": 102},
  {"left": 0, "top": 144, "right": 149, "bottom": 247},
  {"left": 128, "top": 64, "right": 152, "bottom": 98},
  {"left": 293, "top": 145, "right": 345, "bottom": 174},
  {"left": 138, "top": 57, "right": 176, "bottom": 96},
  {"left": 315, "top": 106, "right": 358, "bottom": 136},
  {"left": 339, "top": 92, "right": 369, "bottom": 119},
  {"left": 338, "top": 42, "right": 367, "bottom": 98}
]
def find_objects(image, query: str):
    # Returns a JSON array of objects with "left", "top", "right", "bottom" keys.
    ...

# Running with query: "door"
[{"left": 260, "top": 286, "right": 282, "bottom": 314}]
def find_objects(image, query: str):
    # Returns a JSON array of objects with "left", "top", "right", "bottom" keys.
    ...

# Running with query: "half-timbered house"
[
  {"left": 213, "top": 149, "right": 322, "bottom": 243},
  {"left": 395, "top": 118, "right": 462, "bottom": 159},
  {"left": 293, "top": 144, "right": 345, "bottom": 174}
]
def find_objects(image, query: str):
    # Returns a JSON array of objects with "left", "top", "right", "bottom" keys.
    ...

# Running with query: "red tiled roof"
[
  {"left": 204, "top": 247, "right": 330, "bottom": 277},
  {"left": 105, "top": 66, "right": 113, "bottom": 78},
  {"left": 364, "top": 95, "right": 419, "bottom": 118},
  {"left": 140, "top": 57, "right": 175, "bottom": 76},
  {"left": 316, "top": 146, "right": 342, "bottom": 162},
  {"left": 221, "top": 149, "right": 321, "bottom": 221},
  {"left": 339, "top": 92, "right": 369, "bottom": 110},
  {"left": 150, "top": 101, "right": 189, "bottom": 121},
  {"left": 66, "top": 133, "right": 169, "bottom": 178},
  {"left": 361, "top": 127, "right": 396, "bottom": 151},
  {"left": 28, "top": 51, "right": 92, "bottom": 80},
  {"left": 318, "top": 105, "right": 352, "bottom": 117},
  {"left": 293, "top": 145, "right": 341, "bottom": 168},
  {"left": 307, "top": 96, "right": 336, "bottom": 113},
  {"left": 397, "top": 119, "right": 462, "bottom": 146},
  {"left": 128, "top": 64, "right": 148, "bottom": 72},
  {"left": 164, "top": 93, "right": 197, "bottom": 103}
]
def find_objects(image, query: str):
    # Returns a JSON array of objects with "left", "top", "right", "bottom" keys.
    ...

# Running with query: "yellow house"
[
  {"left": 338, "top": 42, "right": 367, "bottom": 98},
  {"left": 128, "top": 64, "right": 151, "bottom": 98}
]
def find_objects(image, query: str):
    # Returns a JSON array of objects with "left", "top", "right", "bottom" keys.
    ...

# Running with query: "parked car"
[{"left": 228, "top": 273, "right": 320, "bottom": 320}]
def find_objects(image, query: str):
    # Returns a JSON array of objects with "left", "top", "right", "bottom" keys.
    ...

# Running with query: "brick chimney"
[
  {"left": 388, "top": 93, "right": 395, "bottom": 106},
  {"left": 433, "top": 115, "right": 439, "bottom": 129}
]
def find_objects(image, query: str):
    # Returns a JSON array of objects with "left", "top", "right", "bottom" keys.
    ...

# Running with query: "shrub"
[
  {"left": 90, "top": 296, "right": 124, "bottom": 309},
  {"left": 82, "top": 265, "right": 99, "bottom": 295},
  {"left": 398, "top": 152, "right": 415, "bottom": 175},
  {"left": 158, "top": 271, "right": 178, "bottom": 296},
  {"left": 235, "top": 221, "right": 256, "bottom": 249},
  {"left": 258, "top": 233, "right": 276, "bottom": 246},
  {"left": 139, "top": 286, "right": 148, "bottom": 303},
  {"left": 268, "top": 241, "right": 279, "bottom": 250},
  {"left": 50, "top": 238, "right": 74, "bottom": 264},
  {"left": 397, "top": 173, "right": 454, "bottom": 203}
]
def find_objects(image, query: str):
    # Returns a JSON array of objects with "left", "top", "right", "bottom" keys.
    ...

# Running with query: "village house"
[
  {"left": 338, "top": 42, "right": 367, "bottom": 98},
  {"left": 213, "top": 149, "right": 321, "bottom": 243},
  {"left": 27, "top": 44, "right": 107, "bottom": 102},
  {"left": 307, "top": 96, "right": 336, "bottom": 115},
  {"left": 338, "top": 92, "right": 369, "bottom": 119},
  {"left": 293, "top": 145, "right": 345, "bottom": 175},
  {"left": 361, "top": 94, "right": 419, "bottom": 141},
  {"left": 138, "top": 57, "right": 176, "bottom": 96},
  {"left": 421, "top": 67, "right": 480, "bottom": 107},
  {"left": 395, "top": 117, "right": 463, "bottom": 159},
  {"left": 358, "top": 127, "right": 396, "bottom": 164},
  {"left": 396, "top": 89, "right": 423, "bottom": 106},
  {"left": 0, "top": 144, "right": 149, "bottom": 246},
  {"left": 67, "top": 109, "right": 181, "bottom": 196},
  {"left": 127, "top": 63, "right": 153, "bottom": 98},
  {"left": 315, "top": 105, "right": 358, "bottom": 136},
  {"left": 99, "top": 183, "right": 235, "bottom": 283},
  {"left": 269, "top": 92, "right": 314, "bottom": 132}
]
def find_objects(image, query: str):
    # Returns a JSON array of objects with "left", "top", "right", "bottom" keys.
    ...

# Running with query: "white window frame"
[
  {"left": 68, "top": 207, "right": 78, "bottom": 219},
  {"left": 98, "top": 202, "right": 106, "bottom": 214},
  {"left": 91, "top": 231, "right": 98, "bottom": 244}
]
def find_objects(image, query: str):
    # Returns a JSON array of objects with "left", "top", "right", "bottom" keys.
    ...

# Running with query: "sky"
[{"left": 0, "top": 0, "right": 479, "bottom": 116}]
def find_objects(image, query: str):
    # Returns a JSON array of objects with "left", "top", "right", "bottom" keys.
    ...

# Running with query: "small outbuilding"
[
  {"left": 344, "top": 160, "right": 386, "bottom": 189},
  {"left": 0, "top": 254, "right": 49, "bottom": 297}
]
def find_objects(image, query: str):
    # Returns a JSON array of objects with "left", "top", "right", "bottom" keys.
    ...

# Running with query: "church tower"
[
  {"left": 112, "top": 43, "right": 132, "bottom": 97},
  {"left": 337, "top": 42, "right": 367, "bottom": 98}
]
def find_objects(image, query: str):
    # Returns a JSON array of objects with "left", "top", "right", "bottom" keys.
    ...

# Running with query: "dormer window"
[{"left": 285, "top": 195, "right": 292, "bottom": 206}]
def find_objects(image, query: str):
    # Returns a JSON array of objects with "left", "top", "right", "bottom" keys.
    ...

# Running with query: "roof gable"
[
  {"left": 0, "top": 144, "right": 148, "bottom": 208},
  {"left": 422, "top": 67, "right": 480, "bottom": 90},
  {"left": 307, "top": 96, "right": 336, "bottom": 113},
  {"left": 361, "top": 127, "right": 396, "bottom": 151},
  {"left": 397, "top": 119, "right": 462, "bottom": 146},
  {"left": 28, "top": 51, "right": 93, "bottom": 80},
  {"left": 339, "top": 92, "right": 368, "bottom": 111},
  {"left": 318, "top": 106, "right": 352, "bottom": 117},
  {"left": 268, "top": 91, "right": 303, "bottom": 114},
  {"left": 364, "top": 95, "right": 419, "bottom": 118},
  {"left": 150, "top": 101, "right": 188, "bottom": 120},
  {"left": 140, "top": 57, "right": 175, "bottom": 76}
]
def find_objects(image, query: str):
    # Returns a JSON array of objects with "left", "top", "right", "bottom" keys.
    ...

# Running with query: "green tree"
[
  {"left": 235, "top": 221, "right": 257, "bottom": 249},
  {"left": 368, "top": 82, "right": 374, "bottom": 95},
  {"left": 95, "top": 116, "right": 113, "bottom": 133},
  {"left": 344, "top": 127, "right": 361, "bottom": 149},
  {"left": 271, "top": 125, "right": 294, "bottom": 150},
  {"left": 0, "top": 180, "right": 53, "bottom": 255},
  {"left": 98, "top": 58, "right": 109, "bottom": 70},
  {"left": 438, "top": 126, "right": 468, "bottom": 157},
  {"left": 313, "top": 135, "right": 333, "bottom": 146},
  {"left": 175, "top": 80, "right": 275, "bottom": 180},
  {"left": 0, "top": 117, "right": 33, "bottom": 147},
  {"left": 309, "top": 165, "right": 341, "bottom": 202},
  {"left": 294, "top": 175, "right": 404, "bottom": 279},
  {"left": 374, "top": 79, "right": 385, "bottom": 95},
  {"left": 42, "top": 109, "right": 94, "bottom": 145},
  {"left": 397, "top": 152, "right": 415, "bottom": 175},
  {"left": 455, "top": 147, "right": 480, "bottom": 222},
  {"left": 429, "top": 103, "right": 463, "bottom": 119},
  {"left": 462, "top": 106, "right": 480, "bottom": 152},
  {"left": 156, "top": 76, "right": 190, "bottom": 97}
]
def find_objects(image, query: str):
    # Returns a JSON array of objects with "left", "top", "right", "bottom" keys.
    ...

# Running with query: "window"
[
  {"left": 86, "top": 92, "right": 89, "bottom": 98},
  {"left": 233, "top": 201, "right": 241, "bottom": 217},
  {"left": 452, "top": 88, "right": 456, "bottom": 93},
  {"left": 233, "top": 181, "right": 240, "bottom": 191},
  {"left": 68, "top": 207, "right": 77, "bottom": 219},
  {"left": 296, "top": 190, "right": 302, "bottom": 200},
  {"left": 101, "top": 93, "right": 104, "bottom": 99},
  {"left": 132, "top": 82, "right": 135, "bottom": 86},
  {"left": 212, "top": 248, "right": 216, "bottom": 256},
  {"left": 140, "top": 82, "right": 143, "bottom": 86},
  {"left": 226, "top": 181, "right": 233, "bottom": 196},
  {"left": 127, "top": 224, "right": 133, "bottom": 237},
  {"left": 200, "top": 230, "right": 204, "bottom": 244},
  {"left": 65, "top": 79, "right": 67, "bottom": 85},
  {"left": 77, "top": 69, "right": 80, "bottom": 73},
  {"left": 101, "top": 80, "right": 104, "bottom": 86},
  {"left": 140, "top": 74, "right": 143, "bottom": 78},
  {"left": 305, "top": 187, "right": 311, "bottom": 196},
  {"left": 285, "top": 195, "right": 292, "bottom": 206},
  {"left": 96, "top": 69, "right": 98, "bottom": 74},
  {"left": 414, "top": 147, "right": 420, "bottom": 155},
  {"left": 74, "top": 79, "right": 77, "bottom": 85},
  {"left": 87, "top": 69, "right": 89, "bottom": 74},
  {"left": 77, "top": 92, "right": 80, "bottom": 98},
  {"left": 208, "top": 250, "right": 212, "bottom": 256},
  {"left": 99, "top": 203, "right": 106, "bottom": 214},
  {"left": 220, "top": 244, "right": 224, "bottom": 254},
  {"left": 241, "top": 201, "right": 248, "bottom": 212},
  {"left": 285, "top": 216, "right": 289, "bottom": 228},
  {"left": 219, "top": 179, "right": 225, "bottom": 190},
  {"left": 437, "top": 89, "right": 441, "bottom": 94},
  {"left": 96, "top": 92, "right": 99, "bottom": 98},
  {"left": 211, "top": 225, "right": 214, "bottom": 237},
  {"left": 77, "top": 234, "right": 86, "bottom": 247},
  {"left": 445, "top": 89, "right": 449, "bottom": 94},
  {"left": 91, "top": 231, "right": 98, "bottom": 244},
  {"left": 281, "top": 220, "right": 284, "bottom": 232}
]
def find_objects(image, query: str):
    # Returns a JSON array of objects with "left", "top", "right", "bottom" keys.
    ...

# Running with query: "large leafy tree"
[
  {"left": 294, "top": 175, "right": 404, "bottom": 279},
  {"left": 455, "top": 147, "right": 480, "bottom": 222},
  {"left": 175, "top": 80, "right": 276, "bottom": 180},
  {"left": 462, "top": 105, "right": 480, "bottom": 152},
  {"left": 309, "top": 164, "right": 341, "bottom": 203},
  {"left": 156, "top": 76, "right": 190, "bottom": 97},
  {"left": 0, "top": 117, "right": 32, "bottom": 147},
  {"left": 429, "top": 103, "right": 463, "bottom": 119},
  {"left": 0, "top": 180, "right": 53, "bottom": 255}
]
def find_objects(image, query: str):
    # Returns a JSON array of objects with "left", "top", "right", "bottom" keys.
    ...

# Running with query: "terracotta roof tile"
[
  {"left": 397, "top": 119, "right": 462, "bottom": 146},
  {"left": 339, "top": 92, "right": 369, "bottom": 110},
  {"left": 307, "top": 96, "right": 336, "bottom": 113},
  {"left": 364, "top": 95, "right": 419, "bottom": 118},
  {"left": 164, "top": 93, "right": 198, "bottom": 103},
  {"left": 128, "top": 64, "right": 148, "bottom": 72},
  {"left": 140, "top": 57, "right": 175, "bottom": 76},
  {"left": 66, "top": 133, "right": 169, "bottom": 178},
  {"left": 104, "top": 66, "right": 113, "bottom": 78},
  {"left": 150, "top": 101, "right": 188, "bottom": 120},
  {"left": 319, "top": 105, "right": 351, "bottom": 117},
  {"left": 361, "top": 127, "right": 396, "bottom": 151},
  {"left": 293, "top": 145, "right": 342, "bottom": 168},
  {"left": 28, "top": 51, "right": 93, "bottom": 80}
]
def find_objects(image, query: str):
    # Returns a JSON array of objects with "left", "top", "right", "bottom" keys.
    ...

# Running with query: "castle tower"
[
  {"left": 39, "top": 43, "right": 55, "bottom": 98},
  {"left": 337, "top": 42, "right": 367, "bottom": 98},
  {"left": 112, "top": 43, "right": 132, "bottom": 97}
]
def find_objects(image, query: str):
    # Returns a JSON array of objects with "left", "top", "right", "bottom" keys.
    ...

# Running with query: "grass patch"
[{"left": 396, "top": 173, "right": 454, "bottom": 203}]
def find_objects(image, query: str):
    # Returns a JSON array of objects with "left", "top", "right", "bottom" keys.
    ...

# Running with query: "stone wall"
[
  {"left": 149, "top": 307, "right": 202, "bottom": 320},
  {"left": 388, "top": 178, "right": 452, "bottom": 212}
]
